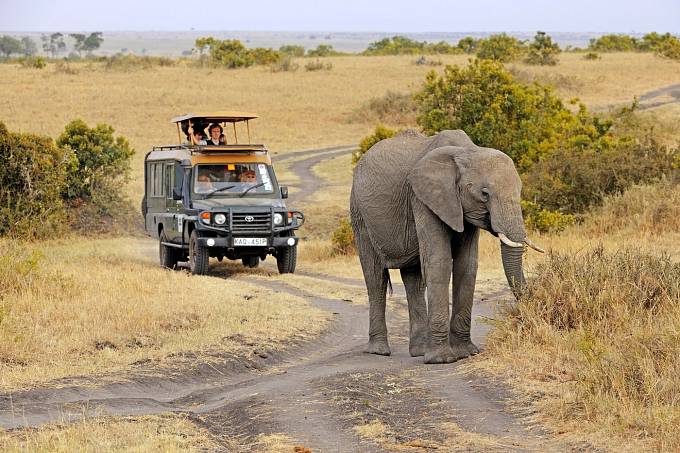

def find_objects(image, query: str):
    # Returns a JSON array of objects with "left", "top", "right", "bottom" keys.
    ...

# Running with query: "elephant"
[{"left": 350, "top": 129, "right": 543, "bottom": 364}]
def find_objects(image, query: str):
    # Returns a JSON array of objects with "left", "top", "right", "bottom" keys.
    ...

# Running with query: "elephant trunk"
[{"left": 501, "top": 242, "right": 526, "bottom": 297}]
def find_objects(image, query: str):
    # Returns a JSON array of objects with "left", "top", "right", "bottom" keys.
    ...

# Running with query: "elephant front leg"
[
  {"left": 450, "top": 227, "right": 480, "bottom": 357},
  {"left": 413, "top": 201, "right": 461, "bottom": 364},
  {"left": 400, "top": 266, "right": 428, "bottom": 357}
]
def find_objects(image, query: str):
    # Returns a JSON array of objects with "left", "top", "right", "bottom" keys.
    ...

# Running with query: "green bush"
[
  {"left": 331, "top": 218, "right": 355, "bottom": 255},
  {"left": 655, "top": 37, "right": 680, "bottom": 60},
  {"left": 195, "top": 37, "right": 281, "bottom": 68},
  {"left": 18, "top": 56, "right": 47, "bottom": 69},
  {"left": 521, "top": 200, "right": 575, "bottom": 233},
  {"left": 364, "top": 36, "right": 459, "bottom": 55},
  {"left": 583, "top": 52, "right": 601, "bottom": 60},
  {"left": 415, "top": 59, "right": 611, "bottom": 171},
  {"left": 524, "top": 31, "right": 560, "bottom": 65},
  {"left": 0, "top": 122, "right": 69, "bottom": 238},
  {"left": 476, "top": 34, "right": 524, "bottom": 62},
  {"left": 353, "top": 125, "right": 397, "bottom": 164},
  {"left": 588, "top": 34, "right": 638, "bottom": 52},
  {"left": 522, "top": 134, "right": 678, "bottom": 215},
  {"left": 307, "top": 44, "right": 340, "bottom": 57},
  {"left": 279, "top": 45, "right": 305, "bottom": 57},
  {"left": 56, "top": 119, "right": 134, "bottom": 202},
  {"left": 456, "top": 36, "right": 478, "bottom": 54}
]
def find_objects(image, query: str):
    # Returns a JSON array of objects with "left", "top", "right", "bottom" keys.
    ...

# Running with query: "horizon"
[{"left": 1, "top": 0, "right": 678, "bottom": 33}]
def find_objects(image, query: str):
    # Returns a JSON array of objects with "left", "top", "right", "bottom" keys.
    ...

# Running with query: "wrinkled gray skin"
[{"left": 350, "top": 129, "right": 528, "bottom": 364}]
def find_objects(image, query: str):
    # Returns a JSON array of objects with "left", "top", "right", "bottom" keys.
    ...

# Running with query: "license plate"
[{"left": 233, "top": 237, "right": 268, "bottom": 246}]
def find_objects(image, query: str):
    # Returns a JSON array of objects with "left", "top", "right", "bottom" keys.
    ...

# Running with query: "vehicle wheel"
[
  {"left": 189, "top": 230, "right": 210, "bottom": 275},
  {"left": 242, "top": 256, "right": 259, "bottom": 268},
  {"left": 159, "top": 230, "right": 179, "bottom": 270},
  {"left": 276, "top": 245, "right": 297, "bottom": 274}
]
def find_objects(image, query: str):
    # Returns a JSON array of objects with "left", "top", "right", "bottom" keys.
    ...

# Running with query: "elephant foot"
[
  {"left": 409, "top": 331, "right": 428, "bottom": 357},
  {"left": 424, "top": 344, "right": 467, "bottom": 364},
  {"left": 449, "top": 339, "right": 480, "bottom": 358},
  {"left": 364, "top": 338, "right": 391, "bottom": 356}
]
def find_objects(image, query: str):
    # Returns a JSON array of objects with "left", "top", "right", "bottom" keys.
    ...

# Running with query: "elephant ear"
[{"left": 407, "top": 146, "right": 464, "bottom": 233}]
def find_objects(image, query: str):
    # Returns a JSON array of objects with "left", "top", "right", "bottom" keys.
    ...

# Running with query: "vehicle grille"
[{"left": 231, "top": 212, "right": 271, "bottom": 233}]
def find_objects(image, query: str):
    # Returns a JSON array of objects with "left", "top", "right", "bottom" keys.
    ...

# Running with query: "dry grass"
[
  {"left": 0, "top": 413, "right": 216, "bottom": 452},
  {"left": 0, "top": 237, "right": 327, "bottom": 391}
]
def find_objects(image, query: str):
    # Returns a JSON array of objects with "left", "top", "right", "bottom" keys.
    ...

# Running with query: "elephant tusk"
[
  {"left": 498, "top": 233, "right": 524, "bottom": 248},
  {"left": 524, "top": 238, "right": 545, "bottom": 253}
]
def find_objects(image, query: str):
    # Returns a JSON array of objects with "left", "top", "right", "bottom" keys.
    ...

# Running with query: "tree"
[
  {"left": 456, "top": 36, "right": 478, "bottom": 54},
  {"left": 56, "top": 119, "right": 134, "bottom": 201},
  {"left": 0, "top": 35, "right": 23, "bottom": 58},
  {"left": 307, "top": 44, "right": 339, "bottom": 57},
  {"left": 476, "top": 33, "right": 524, "bottom": 62},
  {"left": 20, "top": 36, "right": 37, "bottom": 56},
  {"left": 279, "top": 45, "right": 305, "bottom": 57},
  {"left": 588, "top": 34, "right": 638, "bottom": 52},
  {"left": 0, "top": 122, "right": 69, "bottom": 238},
  {"left": 82, "top": 32, "right": 104, "bottom": 53},
  {"left": 41, "top": 32, "right": 66, "bottom": 58},
  {"left": 524, "top": 31, "right": 560, "bottom": 65},
  {"left": 415, "top": 59, "right": 608, "bottom": 170},
  {"left": 69, "top": 33, "right": 86, "bottom": 56}
]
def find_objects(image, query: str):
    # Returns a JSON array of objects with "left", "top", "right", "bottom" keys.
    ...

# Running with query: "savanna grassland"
[{"left": 1, "top": 51, "right": 679, "bottom": 450}]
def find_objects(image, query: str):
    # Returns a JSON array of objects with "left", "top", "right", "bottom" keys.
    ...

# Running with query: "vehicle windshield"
[{"left": 193, "top": 163, "right": 274, "bottom": 195}]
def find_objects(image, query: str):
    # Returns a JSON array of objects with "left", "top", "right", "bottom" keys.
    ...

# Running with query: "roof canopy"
[{"left": 171, "top": 111, "right": 259, "bottom": 124}]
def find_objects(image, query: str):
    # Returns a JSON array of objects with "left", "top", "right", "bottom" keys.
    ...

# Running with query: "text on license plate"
[{"left": 233, "top": 237, "right": 268, "bottom": 246}]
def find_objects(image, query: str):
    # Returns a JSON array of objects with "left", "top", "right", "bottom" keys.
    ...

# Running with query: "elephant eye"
[{"left": 481, "top": 188, "right": 490, "bottom": 201}]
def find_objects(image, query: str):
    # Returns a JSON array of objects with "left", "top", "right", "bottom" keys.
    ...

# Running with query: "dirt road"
[{"left": 0, "top": 146, "right": 554, "bottom": 452}]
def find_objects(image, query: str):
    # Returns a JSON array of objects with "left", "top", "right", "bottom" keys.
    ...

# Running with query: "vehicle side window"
[
  {"left": 164, "top": 163, "right": 173, "bottom": 199},
  {"left": 153, "top": 163, "right": 163, "bottom": 197}
]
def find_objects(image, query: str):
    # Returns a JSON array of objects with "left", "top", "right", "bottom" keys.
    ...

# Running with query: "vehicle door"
[{"left": 163, "top": 162, "right": 180, "bottom": 241}]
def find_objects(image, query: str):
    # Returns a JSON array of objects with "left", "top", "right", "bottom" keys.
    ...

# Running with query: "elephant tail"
[{"left": 384, "top": 268, "right": 393, "bottom": 297}]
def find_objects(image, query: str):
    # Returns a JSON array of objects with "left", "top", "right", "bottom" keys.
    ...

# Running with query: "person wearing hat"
[{"left": 206, "top": 123, "right": 226, "bottom": 146}]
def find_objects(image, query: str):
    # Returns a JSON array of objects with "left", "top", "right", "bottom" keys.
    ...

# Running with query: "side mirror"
[
  {"left": 172, "top": 187, "right": 182, "bottom": 200},
  {"left": 280, "top": 186, "right": 288, "bottom": 199}
]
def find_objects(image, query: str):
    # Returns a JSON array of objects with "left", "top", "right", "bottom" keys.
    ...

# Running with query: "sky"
[{"left": 1, "top": 0, "right": 678, "bottom": 33}]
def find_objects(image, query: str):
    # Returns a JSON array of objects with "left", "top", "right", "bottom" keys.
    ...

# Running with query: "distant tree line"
[{"left": 0, "top": 32, "right": 104, "bottom": 59}]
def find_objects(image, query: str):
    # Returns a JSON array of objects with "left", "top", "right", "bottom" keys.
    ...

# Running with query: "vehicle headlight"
[
  {"left": 214, "top": 213, "right": 227, "bottom": 225},
  {"left": 273, "top": 213, "right": 283, "bottom": 225}
]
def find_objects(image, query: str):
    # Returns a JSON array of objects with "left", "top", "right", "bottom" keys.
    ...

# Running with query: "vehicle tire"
[
  {"left": 242, "top": 256, "right": 259, "bottom": 268},
  {"left": 189, "top": 230, "right": 210, "bottom": 275},
  {"left": 159, "top": 230, "right": 179, "bottom": 270},
  {"left": 276, "top": 245, "right": 297, "bottom": 274}
]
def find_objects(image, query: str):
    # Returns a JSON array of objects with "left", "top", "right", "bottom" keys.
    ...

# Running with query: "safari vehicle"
[{"left": 142, "top": 112, "right": 304, "bottom": 275}]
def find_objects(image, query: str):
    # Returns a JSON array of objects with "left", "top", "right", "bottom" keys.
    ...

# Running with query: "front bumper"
[{"left": 196, "top": 236, "right": 299, "bottom": 248}]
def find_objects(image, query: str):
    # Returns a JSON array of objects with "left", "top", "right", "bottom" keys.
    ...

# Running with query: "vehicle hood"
[{"left": 192, "top": 197, "right": 286, "bottom": 210}]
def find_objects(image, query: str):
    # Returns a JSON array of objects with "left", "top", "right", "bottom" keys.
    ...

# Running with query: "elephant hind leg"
[
  {"left": 400, "top": 266, "right": 428, "bottom": 357},
  {"left": 352, "top": 211, "right": 391, "bottom": 356}
]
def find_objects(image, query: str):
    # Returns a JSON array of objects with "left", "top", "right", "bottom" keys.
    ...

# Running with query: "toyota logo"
[{"left": 245, "top": 216, "right": 255, "bottom": 222}]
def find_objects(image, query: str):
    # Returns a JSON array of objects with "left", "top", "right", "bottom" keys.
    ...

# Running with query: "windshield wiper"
[
  {"left": 239, "top": 182, "right": 266, "bottom": 198},
  {"left": 205, "top": 185, "right": 236, "bottom": 198}
]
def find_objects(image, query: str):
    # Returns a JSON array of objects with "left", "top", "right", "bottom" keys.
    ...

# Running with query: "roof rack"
[{"left": 172, "top": 111, "right": 259, "bottom": 145}]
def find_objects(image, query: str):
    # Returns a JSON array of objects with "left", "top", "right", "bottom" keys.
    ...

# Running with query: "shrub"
[
  {"left": 279, "top": 44, "right": 305, "bottom": 57},
  {"left": 0, "top": 122, "right": 69, "bottom": 238},
  {"left": 588, "top": 34, "right": 638, "bottom": 52},
  {"left": 57, "top": 119, "right": 134, "bottom": 201},
  {"left": 307, "top": 44, "right": 340, "bottom": 57},
  {"left": 655, "top": 37, "right": 680, "bottom": 60},
  {"left": 356, "top": 91, "right": 418, "bottom": 126},
  {"left": 331, "top": 218, "right": 355, "bottom": 255},
  {"left": 583, "top": 51, "right": 600, "bottom": 60},
  {"left": 270, "top": 55, "right": 299, "bottom": 72},
  {"left": 522, "top": 134, "right": 678, "bottom": 215},
  {"left": 416, "top": 59, "right": 608, "bottom": 171},
  {"left": 304, "top": 59, "right": 332, "bottom": 71},
  {"left": 521, "top": 200, "right": 575, "bottom": 233},
  {"left": 476, "top": 33, "right": 524, "bottom": 62},
  {"left": 488, "top": 248, "right": 680, "bottom": 448},
  {"left": 353, "top": 125, "right": 397, "bottom": 164},
  {"left": 18, "top": 56, "right": 47, "bottom": 69},
  {"left": 250, "top": 47, "right": 281, "bottom": 65},
  {"left": 456, "top": 36, "right": 478, "bottom": 54},
  {"left": 524, "top": 31, "right": 560, "bottom": 65}
]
